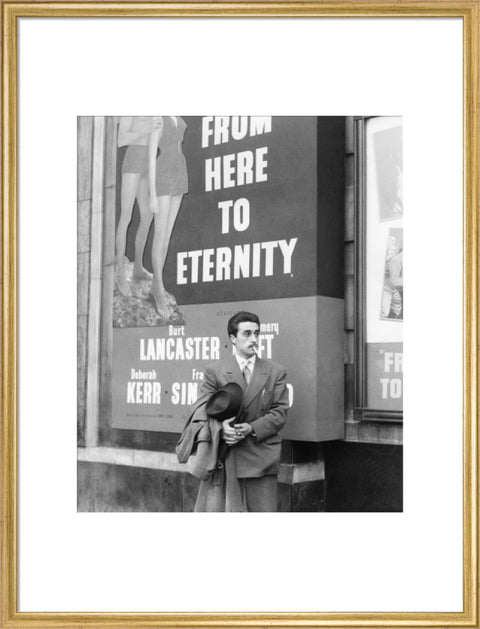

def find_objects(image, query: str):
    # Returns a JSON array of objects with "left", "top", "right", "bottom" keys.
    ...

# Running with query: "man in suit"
[{"left": 197, "top": 311, "right": 289, "bottom": 512}]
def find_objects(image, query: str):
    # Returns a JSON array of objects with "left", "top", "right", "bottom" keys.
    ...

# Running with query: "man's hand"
[
  {"left": 222, "top": 417, "right": 244, "bottom": 445},
  {"left": 234, "top": 423, "right": 254, "bottom": 438}
]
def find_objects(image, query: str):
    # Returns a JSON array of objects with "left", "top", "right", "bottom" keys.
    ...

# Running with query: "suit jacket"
[{"left": 201, "top": 355, "right": 289, "bottom": 478}]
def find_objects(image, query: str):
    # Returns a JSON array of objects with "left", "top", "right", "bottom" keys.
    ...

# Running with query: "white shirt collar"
[{"left": 235, "top": 352, "right": 256, "bottom": 371}]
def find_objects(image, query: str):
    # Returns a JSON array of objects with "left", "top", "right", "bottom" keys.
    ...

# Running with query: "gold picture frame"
[{"left": 2, "top": 2, "right": 478, "bottom": 627}]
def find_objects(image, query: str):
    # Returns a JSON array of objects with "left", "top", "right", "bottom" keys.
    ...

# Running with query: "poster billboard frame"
[{"left": 354, "top": 116, "right": 404, "bottom": 422}]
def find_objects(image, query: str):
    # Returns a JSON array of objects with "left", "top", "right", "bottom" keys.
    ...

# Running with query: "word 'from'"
[{"left": 202, "top": 116, "right": 272, "bottom": 147}]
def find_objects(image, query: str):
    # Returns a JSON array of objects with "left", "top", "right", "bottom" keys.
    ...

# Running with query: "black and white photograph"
[{"left": 77, "top": 115, "right": 403, "bottom": 512}]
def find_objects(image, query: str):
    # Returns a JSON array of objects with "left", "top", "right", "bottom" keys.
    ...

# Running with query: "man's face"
[{"left": 231, "top": 322, "right": 260, "bottom": 359}]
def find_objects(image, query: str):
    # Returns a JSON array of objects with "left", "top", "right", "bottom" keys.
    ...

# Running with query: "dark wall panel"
[{"left": 324, "top": 442, "right": 403, "bottom": 512}]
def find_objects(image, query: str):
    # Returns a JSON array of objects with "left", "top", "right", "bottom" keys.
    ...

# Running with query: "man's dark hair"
[{"left": 227, "top": 311, "right": 260, "bottom": 337}]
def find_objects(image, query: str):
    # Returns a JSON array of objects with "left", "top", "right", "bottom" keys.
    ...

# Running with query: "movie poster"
[
  {"left": 366, "top": 117, "right": 403, "bottom": 411},
  {"left": 110, "top": 116, "right": 345, "bottom": 439}
]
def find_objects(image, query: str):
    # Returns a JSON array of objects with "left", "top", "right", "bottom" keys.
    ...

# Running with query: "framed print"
[{"left": 2, "top": 2, "right": 478, "bottom": 628}]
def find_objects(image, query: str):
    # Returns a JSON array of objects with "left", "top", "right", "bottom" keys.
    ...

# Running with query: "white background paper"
[{"left": 18, "top": 17, "right": 463, "bottom": 612}]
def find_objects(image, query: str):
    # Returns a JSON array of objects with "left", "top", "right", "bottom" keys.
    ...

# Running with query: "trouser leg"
[{"left": 242, "top": 475, "right": 278, "bottom": 512}]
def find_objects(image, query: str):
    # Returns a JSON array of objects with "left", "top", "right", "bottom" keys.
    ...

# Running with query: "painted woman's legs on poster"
[
  {"left": 115, "top": 174, "right": 153, "bottom": 296},
  {"left": 132, "top": 178, "right": 154, "bottom": 281},
  {"left": 150, "top": 193, "right": 183, "bottom": 318},
  {"left": 113, "top": 115, "right": 187, "bottom": 328},
  {"left": 112, "top": 181, "right": 185, "bottom": 328}
]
